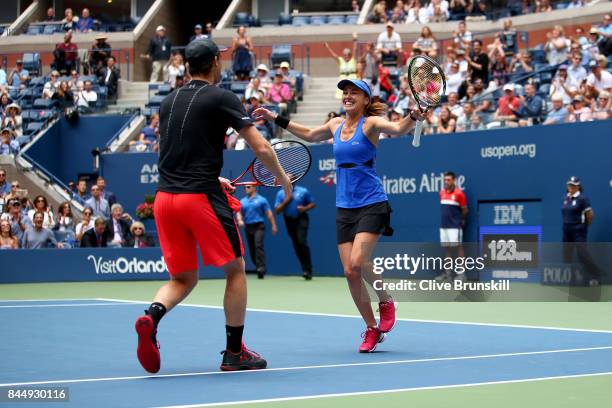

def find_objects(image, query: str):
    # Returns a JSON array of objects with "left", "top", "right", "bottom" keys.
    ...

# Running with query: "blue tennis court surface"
[{"left": 1, "top": 299, "right": 612, "bottom": 407}]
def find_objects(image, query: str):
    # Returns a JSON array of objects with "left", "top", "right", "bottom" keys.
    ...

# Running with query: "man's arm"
[
  {"left": 266, "top": 210, "right": 277, "bottom": 235},
  {"left": 274, "top": 192, "right": 292, "bottom": 214}
]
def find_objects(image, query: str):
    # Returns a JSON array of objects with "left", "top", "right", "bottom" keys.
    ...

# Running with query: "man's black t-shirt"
[
  {"left": 157, "top": 80, "right": 253, "bottom": 193},
  {"left": 470, "top": 52, "right": 489, "bottom": 84}
]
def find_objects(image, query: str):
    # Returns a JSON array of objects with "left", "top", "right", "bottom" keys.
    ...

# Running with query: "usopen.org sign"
[{"left": 88, "top": 255, "right": 168, "bottom": 275}]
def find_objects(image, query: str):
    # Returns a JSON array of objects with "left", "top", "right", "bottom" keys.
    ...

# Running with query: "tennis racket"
[
  {"left": 407, "top": 55, "right": 447, "bottom": 147},
  {"left": 231, "top": 140, "right": 312, "bottom": 187}
]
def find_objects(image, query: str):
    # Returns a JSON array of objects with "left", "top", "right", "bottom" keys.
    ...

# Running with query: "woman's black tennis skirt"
[{"left": 336, "top": 201, "right": 393, "bottom": 244}]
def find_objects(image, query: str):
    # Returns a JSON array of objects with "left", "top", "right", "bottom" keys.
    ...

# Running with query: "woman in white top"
[
  {"left": 75, "top": 207, "right": 95, "bottom": 242},
  {"left": 414, "top": 26, "right": 438, "bottom": 58},
  {"left": 445, "top": 61, "right": 463, "bottom": 95},
  {"left": 164, "top": 54, "right": 185, "bottom": 89},
  {"left": 55, "top": 202, "right": 74, "bottom": 232},
  {"left": 545, "top": 26, "right": 570, "bottom": 66},
  {"left": 28, "top": 195, "right": 55, "bottom": 229}
]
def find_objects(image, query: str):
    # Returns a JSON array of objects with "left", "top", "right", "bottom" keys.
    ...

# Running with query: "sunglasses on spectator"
[
  {"left": 9, "top": 201, "right": 21, "bottom": 207},
  {"left": 83, "top": 211, "right": 92, "bottom": 216},
  {"left": 133, "top": 227, "right": 143, "bottom": 231},
  {"left": 35, "top": 199, "right": 45, "bottom": 203},
  {"left": 11, "top": 184, "right": 19, "bottom": 188}
]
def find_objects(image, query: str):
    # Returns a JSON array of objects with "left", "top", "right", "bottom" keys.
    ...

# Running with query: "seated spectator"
[
  {"left": 61, "top": 8, "right": 76, "bottom": 31},
  {"left": 449, "top": 0, "right": 468, "bottom": 21},
  {"left": 174, "top": 75, "right": 185, "bottom": 89},
  {"left": 245, "top": 77, "right": 265, "bottom": 101},
  {"left": 0, "top": 168, "right": 9, "bottom": 197},
  {"left": 367, "top": 0, "right": 388, "bottom": 24},
  {"left": 45, "top": 7, "right": 55, "bottom": 22},
  {"left": 98, "top": 56, "right": 120, "bottom": 99},
  {"left": 0, "top": 218, "right": 18, "bottom": 249},
  {"left": 255, "top": 64, "right": 272, "bottom": 93},
  {"left": 377, "top": 23, "right": 402, "bottom": 66},
  {"left": 452, "top": 21, "right": 472, "bottom": 48},
  {"left": 75, "top": 206, "right": 95, "bottom": 242},
  {"left": 352, "top": 0, "right": 360, "bottom": 12},
  {"left": 131, "top": 113, "right": 159, "bottom": 151},
  {"left": 550, "top": 65, "right": 574, "bottom": 105},
  {"left": 455, "top": 48, "right": 469, "bottom": 79},
  {"left": 447, "top": 92, "right": 463, "bottom": 117},
  {"left": 586, "top": 60, "right": 612, "bottom": 94},
  {"left": 509, "top": 52, "right": 533, "bottom": 81},
  {"left": 3, "top": 181, "right": 20, "bottom": 203},
  {"left": 568, "top": 95, "right": 592, "bottom": 122},
  {"left": 85, "top": 185, "right": 110, "bottom": 219},
  {"left": 423, "top": 109, "right": 439, "bottom": 134},
  {"left": 535, "top": 0, "right": 552, "bottom": 13},
  {"left": 279, "top": 61, "right": 296, "bottom": 87},
  {"left": 0, "top": 93, "right": 10, "bottom": 116},
  {"left": 455, "top": 101, "right": 475, "bottom": 132},
  {"left": 52, "top": 81, "right": 74, "bottom": 110},
  {"left": 75, "top": 80, "right": 98, "bottom": 111},
  {"left": 515, "top": 83, "right": 544, "bottom": 125},
  {"left": 471, "top": 78, "right": 493, "bottom": 113},
  {"left": 414, "top": 26, "right": 438, "bottom": 58},
  {"left": 390, "top": 6, "right": 405, "bottom": 24},
  {"left": 392, "top": 82, "right": 412, "bottom": 113},
  {"left": 28, "top": 195, "right": 55, "bottom": 229},
  {"left": 266, "top": 71, "right": 292, "bottom": 114},
  {"left": 164, "top": 53, "right": 185, "bottom": 89},
  {"left": 72, "top": 178, "right": 89, "bottom": 204},
  {"left": 360, "top": 42, "right": 381, "bottom": 96},
  {"left": 55, "top": 202, "right": 74, "bottom": 232},
  {"left": 190, "top": 24, "right": 206, "bottom": 42},
  {"left": 205, "top": 22, "right": 214, "bottom": 39},
  {"left": 566, "top": 54, "right": 587, "bottom": 88},
  {"left": 380, "top": 107, "right": 405, "bottom": 139},
  {"left": 545, "top": 26, "right": 570, "bottom": 66},
  {"left": 406, "top": 0, "right": 428, "bottom": 24},
  {"left": 0, "top": 63, "right": 6, "bottom": 89},
  {"left": 437, "top": 106, "right": 457, "bottom": 133},
  {"left": 106, "top": 203, "right": 133, "bottom": 247},
  {"left": 7, "top": 60, "right": 29, "bottom": 89},
  {"left": 596, "top": 14, "right": 612, "bottom": 56},
  {"left": 494, "top": 84, "right": 520, "bottom": 125},
  {"left": 0, "top": 128, "right": 19, "bottom": 156},
  {"left": 446, "top": 61, "right": 463, "bottom": 94},
  {"left": 80, "top": 217, "right": 110, "bottom": 247},
  {"left": 42, "top": 71, "right": 61, "bottom": 99},
  {"left": 68, "top": 70, "right": 80, "bottom": 92},
  {"left": 543, "top": 93, "right": 568, "bottom": 125},
  {"left": 429, "top": 2, "right": 448, "bottom": 23},
  {"left": 1, "top": 198, "right": 31, "bottom": 242},
  {"left": 591, "top": 90, "right": 610, "bottom": 120},
  {"left": 54, "top": 31, "right": 79, "bottom": 75},
  {"left": 127, "top": 222, "right": 156, "bottom": 248},
  {"left": 88, "top": 35, "right": 112, "bottom": 76},
  {"left": 231, "top": 26, "right": 253, "bottom": 81},
  {"left": 1, "top": 104, "right": 22, "bottom": 136},
  {"left": 96, "top": 176, "right": 117, "bottom": 207},
  {"left": 247, "top": 93, "right": 273, "bottom": 139},
  {"left": 22, "top": 212, "right": 63, "bottom": 248},
  {"left": 76, "top": 8, "right": 94, "bottom": 33},
  {"left": 584, "top": 29, "right": 602, "bottom": 64},
  {"left": 567, "top": 0, "right": 585, "bottom": 9},
  {"left": 468, "top": 113, "right": 486, "bottom": 131}
]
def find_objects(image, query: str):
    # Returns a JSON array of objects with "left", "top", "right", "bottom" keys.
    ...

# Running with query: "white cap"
[
  {"left": 503, "top": 83, "right": 515, "bottom": 91},
  {"left": 256, "top": 64, "right": 269, "bottom": 71},
  {"left": 551, "top": 93, "right": 563, "bottom": 102},
  {"left": 156, "top": 25, "right": 165, "bottom": 32},
  {"left": 392, "top": 107, "right": 404, "bottom": 115},
  {"left": 280, "top": 61, "right": 290, "bottom": 69}
]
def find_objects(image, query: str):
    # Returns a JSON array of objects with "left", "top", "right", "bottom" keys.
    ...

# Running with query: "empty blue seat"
[
  {"left": 157, "top": 84, "right": 172, "bottom": 95},
  {"left": 80, "top": 75, "right": 97, "bottom": 84},
  {"left": 25, "top": 122, "right": 44, "bottom": 135},
  {"left": 29, "top": 76, "right": 46, "bottom": 87},
  {"left": 16, "top": 135, "right": 32, "bottom": 146},
  {"left": 22, "top": 53, "right": 41, "bottom": 76},
  {"left": 292, "top": 16, "right": 310, "bottom": 26},
  {"left": 26, "top": 25, "right": 43, "bottom": 35},
  {"left": 147, "top": 95, "right": 166, "bottom": 107},
  {"left": 537, "top": 83, "right": 551, "bottom": 97},
  {"left": 346, "top": 15, "right": 359, "bottom": 24},
  {"left": 43, "top": 25, "right": 58, "bottom": 35},
  {"left": 230, "top": 81, "right": 249, "bottom": 95},
  {"left": 271, "top": 44, "right": 292, "bottom": 68},
  {"left": 32, "top": 98, "right": 56, "bottom": 110},
  {"left": 328, "top": 16, "right": 346, "bottom": 25},
  {"left": 234, "top": 12, "right": 250, "bottom": 27},
  {"left": 310, "top": 16, "right": 328, "bottom": 25},
  {"left": 278, "top": 13, "right": 292, "bottom": 26}
]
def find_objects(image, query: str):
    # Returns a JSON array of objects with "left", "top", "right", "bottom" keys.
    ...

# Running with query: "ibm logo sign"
[{"left": 493, "top": 205, "right": 525, "bottom": 225}]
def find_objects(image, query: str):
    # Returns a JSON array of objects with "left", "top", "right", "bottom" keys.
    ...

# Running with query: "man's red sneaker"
[
  {"left": 359, "top": 326, "right": 385, "bottom": 353},
  {"left": 220, "top": 344, "right": 267, "bottom": 371},
  {"left": 135, "top": 314, "right": 160, "bottom": 373},
  {"left": 378, "top": 300, "right": 397, "bottom": 333}
]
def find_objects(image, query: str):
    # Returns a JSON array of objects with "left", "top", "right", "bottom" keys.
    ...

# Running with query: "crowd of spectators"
[
  {"left": 321, "top": 15, "right": 611, "bottom": 137},
  {"left": 0, "top": 172, "right": 155, "bottom": 249}
]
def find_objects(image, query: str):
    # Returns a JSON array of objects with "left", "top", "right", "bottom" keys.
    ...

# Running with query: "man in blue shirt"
[
  {"left": 543, "top": 94, "right": 568, "bottom": 125},
  {"left": 77, "top": 8, "right": 94, "bottom": 32},
  {"left": 85, "top": 185, "right": 110, "bottom": 219},
  {"left": 237, "top": 185, "right": 277, "bottom": 279},
  {"left": 0, "top": 169, "right": 10, "bottom": 197},
  {"left": 275, "top": 184, "right": 316, "bottom": 280},
  {"left": 514, "top": 83, "right": 544, "bottom": 125},
  {"left": 7, "top": 61, "right": 29, "bottom": 89}
]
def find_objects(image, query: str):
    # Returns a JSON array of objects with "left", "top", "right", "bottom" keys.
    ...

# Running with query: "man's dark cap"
[{"left": 186, "top": 38, "right": 227, "bottom": 65}]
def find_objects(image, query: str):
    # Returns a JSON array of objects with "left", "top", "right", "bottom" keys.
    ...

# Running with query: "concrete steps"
[{"left": 288, "top": 76, "right": 340, "bottom": 130}]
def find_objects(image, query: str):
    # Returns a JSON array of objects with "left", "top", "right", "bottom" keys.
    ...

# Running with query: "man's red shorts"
[{"left": 154, "top": 190, "right": 244, "bottom": 276}]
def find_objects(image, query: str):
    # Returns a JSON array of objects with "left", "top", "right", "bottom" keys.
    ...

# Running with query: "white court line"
[
  {"left": 0, "top": 303, "right": 138, "bottom": 309},
  {"left": 0, "top": 298, "right": 100, "bottom": 303},
  {"left": 153, "top": 371, "right": 612, "bottom": 408},
  {"left": 1, "top": 345, "right": 612, "bottom": 387},
  {"left": 96, "top": 297, "right": 612, "bottom": 334}
]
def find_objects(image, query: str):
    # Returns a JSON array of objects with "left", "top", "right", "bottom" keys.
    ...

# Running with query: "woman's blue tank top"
[{"left": 333, "top": 116, "right": 388, "bottom": 208}]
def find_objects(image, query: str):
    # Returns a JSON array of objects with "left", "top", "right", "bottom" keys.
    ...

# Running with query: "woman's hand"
[
  {"left": 410, "top": 108, "right": 427, "bottom": 121},
  {"left": 252, "top": 107, "right": 276, "bottom": 122}
]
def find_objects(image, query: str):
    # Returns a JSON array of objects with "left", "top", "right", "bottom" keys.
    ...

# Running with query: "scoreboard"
[{"left": 478, "top": 201, "right": 542, "bottom": 282}]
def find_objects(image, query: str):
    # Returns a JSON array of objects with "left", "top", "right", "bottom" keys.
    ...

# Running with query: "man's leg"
[
  {"left": 150, "top": 61, "right": 161, "bottom": 82},
  {"left": 254, "top": 224, "right": 267, "bottom": 278},
  {"left": 245, "top": 224, "right": 257, "bottom": 267},
  {"left": 295, "top": 216, "right": 313, "bottom": 277}
]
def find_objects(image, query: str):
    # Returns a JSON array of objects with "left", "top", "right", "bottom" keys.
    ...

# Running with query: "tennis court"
[{"left": 1, "top": 278, "right": 611, "bottom": 408}]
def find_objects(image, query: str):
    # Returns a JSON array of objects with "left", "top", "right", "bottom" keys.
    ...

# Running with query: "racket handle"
[{"left": 412, "top": 120, "right": 423, "bottom": 147}]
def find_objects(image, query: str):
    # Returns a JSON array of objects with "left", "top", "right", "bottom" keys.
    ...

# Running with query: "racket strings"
[
  {"left": 252, "top": 142, "right": 311, "bottom": 186},
  {"left": 409, "top": 57, "right": 445, "bottom": 108}
]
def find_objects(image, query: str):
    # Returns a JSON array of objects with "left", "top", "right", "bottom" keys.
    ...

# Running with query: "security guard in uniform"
[{"left": 561, "top": 176, "right": 600, "bottom": 286}]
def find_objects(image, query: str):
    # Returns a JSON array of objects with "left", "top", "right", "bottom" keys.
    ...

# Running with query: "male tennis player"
[
  {"left": 255, "top": 79, "right": 424, "bottom": 352},
  {"left": 135, "top": 38, "right": 292, "bottom": 373}
]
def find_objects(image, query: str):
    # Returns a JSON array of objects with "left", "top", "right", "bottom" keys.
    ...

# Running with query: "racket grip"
[{"left": 412, "top": 121, "right": 423, "bottom": 147}]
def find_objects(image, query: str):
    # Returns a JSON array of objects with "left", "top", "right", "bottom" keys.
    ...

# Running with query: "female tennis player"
[{"left": 254, "top": 79, "right": 425, "bottom": 352}]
